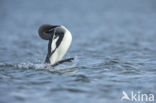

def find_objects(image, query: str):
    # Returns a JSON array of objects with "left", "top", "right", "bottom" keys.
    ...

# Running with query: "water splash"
[{"left": 0, "top": 58, "right": 78, "bottom": 74}]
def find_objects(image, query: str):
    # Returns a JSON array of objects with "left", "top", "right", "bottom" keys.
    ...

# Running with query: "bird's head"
[{"left": 38, "top": 24, "right": 58, "bottom": 40}]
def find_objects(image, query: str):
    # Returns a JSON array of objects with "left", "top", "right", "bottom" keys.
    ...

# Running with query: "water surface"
[{"left": 0, "top": 0, "right": 156, "bottom": 103}]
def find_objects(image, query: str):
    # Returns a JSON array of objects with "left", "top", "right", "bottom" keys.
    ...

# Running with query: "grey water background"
[{"left": 0, "top": 0, "right": 156, "bottom": 103}]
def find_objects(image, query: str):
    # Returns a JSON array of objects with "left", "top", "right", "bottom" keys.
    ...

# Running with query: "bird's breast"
[{"left": 49, "top": 26, "right": 72, "bottom": 65}]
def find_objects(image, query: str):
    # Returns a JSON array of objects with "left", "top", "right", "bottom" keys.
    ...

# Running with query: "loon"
[{"left": 38, "top": 24, "right": 73, "bottom": 66}]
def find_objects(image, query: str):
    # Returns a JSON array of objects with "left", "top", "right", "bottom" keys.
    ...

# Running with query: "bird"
[{"left": 38, "top": 24, "right": 73, "bottom": 66}]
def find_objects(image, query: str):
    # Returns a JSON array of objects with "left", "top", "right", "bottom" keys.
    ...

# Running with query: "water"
[{"left": 0, "top": 0, "right": 156, "bottom": 103}]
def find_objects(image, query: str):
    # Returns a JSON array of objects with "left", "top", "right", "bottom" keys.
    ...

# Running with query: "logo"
[{"left": 121, "top": 91, "right": 155, "bottom": 102}]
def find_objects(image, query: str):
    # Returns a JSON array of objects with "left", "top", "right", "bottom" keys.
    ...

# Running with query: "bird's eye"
[{"left": 45, "top": 28, "right": 54, "bottom": 34}]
